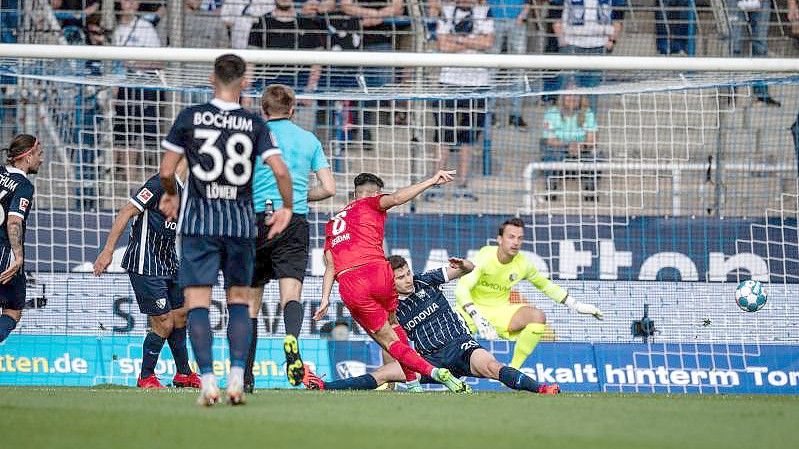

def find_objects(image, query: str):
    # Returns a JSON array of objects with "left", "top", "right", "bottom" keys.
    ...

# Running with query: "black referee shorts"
[{"left": 251, "top": 213, "right": 310, "bottom": 287}]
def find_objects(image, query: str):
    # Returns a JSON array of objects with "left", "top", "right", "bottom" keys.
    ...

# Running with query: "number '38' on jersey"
[
  {"left": 161, "top": 98, "right": 281, "bottom": 239},
  {"left": 0, "top": 166, "right": 34, "bottom": 270}
]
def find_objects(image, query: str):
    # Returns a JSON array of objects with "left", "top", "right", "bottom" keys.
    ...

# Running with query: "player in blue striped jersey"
[
  {"left": 303, "top": 255, "right": 560, "bottom": 394},
  {"left": 94, "top": 161, "right": 201, "bottom": 389},
  {"left": 158, "top": 54, "right": 294, "bottom": 406},
  {"left": 0, "top": 135, "right": 43, "bottom": 343}
]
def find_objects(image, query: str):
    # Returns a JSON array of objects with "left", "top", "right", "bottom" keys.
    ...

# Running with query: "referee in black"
[{"left": 246, "top": 84, "right": 336, "bottom": 391}]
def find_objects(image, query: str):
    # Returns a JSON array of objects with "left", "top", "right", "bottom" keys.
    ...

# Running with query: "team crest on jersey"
[
  {"left": 509, "top": 273, "right": 518, "bottom": 282},
  {"left": 19, "top": 198, "right": 29, "bottom": 212},
  {"left": 137, "top": 188, "right": 154, "bottom": 205},
  {"left": 155, "top": 298, "right": 167, "bottom": 309}
]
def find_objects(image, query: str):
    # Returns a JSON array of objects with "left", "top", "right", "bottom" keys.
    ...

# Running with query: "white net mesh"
[{"left": 0, "top": 51, "right": 797, "bottom": 389}]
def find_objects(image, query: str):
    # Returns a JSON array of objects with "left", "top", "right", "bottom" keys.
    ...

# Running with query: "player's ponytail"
[{"left": 4, "top": 134, "right": 38, "bottom": 164}]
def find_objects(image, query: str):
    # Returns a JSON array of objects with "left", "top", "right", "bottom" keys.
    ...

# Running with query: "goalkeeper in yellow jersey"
[{"left": 455, "top": 218, "right": 604, "bottom": 369}]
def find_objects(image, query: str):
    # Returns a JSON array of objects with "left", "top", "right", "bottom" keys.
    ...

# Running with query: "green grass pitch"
[{"left": 1, "top": 387, "right": 796, "bottom": 449}]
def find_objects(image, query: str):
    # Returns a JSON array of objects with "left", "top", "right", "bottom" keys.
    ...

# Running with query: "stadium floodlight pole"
[{"left": 3, "top": 44, "right": 799, "bottom": 71}]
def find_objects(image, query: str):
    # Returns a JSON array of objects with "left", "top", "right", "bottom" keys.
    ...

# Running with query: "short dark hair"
[
  {"left": 388, "top": 255, "right": 408, "bottom": 271},
  {"left": 3, "top": 134, "right": 38, "bottom": 164},
  {"left": 498, "top": 217, "right": 525, "bottom": 236},
  {"left": 353, "top": 172, "right": 384, "bottom": 189},
  {"left": 214, "top": 54, "right": 246, "bottom": 85}
]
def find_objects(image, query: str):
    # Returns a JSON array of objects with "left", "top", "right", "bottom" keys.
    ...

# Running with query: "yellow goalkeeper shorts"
[{"left": 456, "top": 302, "right": 527, "bottom": 341}]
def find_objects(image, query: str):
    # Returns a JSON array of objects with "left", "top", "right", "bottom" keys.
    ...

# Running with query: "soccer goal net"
[{"left": 0, "top": 45, "right": 797, "bottom": 392}]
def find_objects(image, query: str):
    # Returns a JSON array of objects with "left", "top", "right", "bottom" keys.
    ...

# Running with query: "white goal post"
[{"left": 3, "top": 43, "right": 799, "bottom": 71}]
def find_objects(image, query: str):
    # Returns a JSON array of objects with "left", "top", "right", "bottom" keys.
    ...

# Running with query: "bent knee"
[
  {"left": 531, "top": 308, "right": 546, "bottom": 324},
  {"left": 150, "top": 313, "right": 174, "bottom": 336}
]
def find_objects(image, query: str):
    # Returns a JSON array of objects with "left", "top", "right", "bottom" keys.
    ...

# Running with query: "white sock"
[
  {"left": 229, "top": 367, "right": 244, "bottom": 385},
  {"left": 201, "top": 373, "right": 217, "bottom": 389}
]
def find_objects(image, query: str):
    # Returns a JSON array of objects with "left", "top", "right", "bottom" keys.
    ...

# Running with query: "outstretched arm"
[
  {"left": 528, "top": 270, "right": 603, "bottom": 320},
  {"left": 444, "top": 257, "right": 474, "bottom": 282},
  {"left": 378, "top": 170, "right": 455, "bottom": 211},
  {"left": 93, "top": 202, "right": 140, "bottom": 276}
]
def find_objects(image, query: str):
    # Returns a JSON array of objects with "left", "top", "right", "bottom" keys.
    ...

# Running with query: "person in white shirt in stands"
[
  {"left": 425, "top": 0, "right": 494, "bottom": 203},
  {"left": 221, "top": 0, "right": 275, "bottom": 49},
  {"left": 552, "top": 0, "right": 625, "bottom": 88}
]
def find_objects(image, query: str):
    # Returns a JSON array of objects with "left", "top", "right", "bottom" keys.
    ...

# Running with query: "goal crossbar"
[{"left": 3, "top": 44, "right": 799, "bottom": 71}]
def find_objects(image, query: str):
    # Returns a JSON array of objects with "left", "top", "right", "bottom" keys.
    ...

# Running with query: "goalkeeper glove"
[
  {"left": 563, "top": 295, "right": 604, "bottom": 320},
  {"left": 463, "top": 303, "right": 499, "bottom": 340}
]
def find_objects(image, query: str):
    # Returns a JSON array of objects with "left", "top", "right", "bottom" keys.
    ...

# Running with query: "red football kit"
[{"left": 324, "top": 194, "right": 396, "bottom": 333}]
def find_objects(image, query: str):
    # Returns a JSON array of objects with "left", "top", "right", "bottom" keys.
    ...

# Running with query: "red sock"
[
  {"left": 392, "top": 325, "right": 418, "bottom": 382},
  {"left": 387, "top": 340, "right": 434, "bottom": 378}
]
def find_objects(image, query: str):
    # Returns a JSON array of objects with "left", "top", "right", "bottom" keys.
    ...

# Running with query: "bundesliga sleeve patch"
[
  {"left": 19, "top": 198, "right": 29, "bottom": 212},
  {"left": 136, "top": 188, "right": 154, "bottom": 205}
]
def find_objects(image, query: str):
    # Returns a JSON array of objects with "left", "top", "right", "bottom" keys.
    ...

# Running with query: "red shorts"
[{"left": 337, "top": 260, "right": 398, "bottom": 333}]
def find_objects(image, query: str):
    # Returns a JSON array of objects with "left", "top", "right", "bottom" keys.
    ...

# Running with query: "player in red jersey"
[{"left": 314, "top": 171, "right": 471, "bottom": 393}]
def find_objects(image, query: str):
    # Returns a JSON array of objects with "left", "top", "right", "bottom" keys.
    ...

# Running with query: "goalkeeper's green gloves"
[
  {"left": 563, "top": 295, "right": 604, "bottom": 320},
  {"left": 463, "top": 303, "right": 499, "bottom": 340}
]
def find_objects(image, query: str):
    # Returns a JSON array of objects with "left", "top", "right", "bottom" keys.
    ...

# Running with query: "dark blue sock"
[
  {"left": 499, "top": 366, "right": 540, "bottom": 393},
  {"left": 167, "top": 326, "right": 191, "bottom": 375},
  {"left": 227, "top": 304, "right": 251, "bottom": 369},
  {"left": 141, "top": 332, "right": 166, "bottom": 378},
  {"left": 0, "top": 315, "right": 17, "bottom": 343},
  {"left": 188, "top": 307, "right": 213, "bottom": 375},
  {"left": 324, "top": 374, "right": 379, "bottom": 391}
]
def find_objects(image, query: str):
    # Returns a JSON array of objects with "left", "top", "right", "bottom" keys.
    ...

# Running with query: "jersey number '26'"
[{"left": 192, "top": 129, "right": 253, "bottom": 186}]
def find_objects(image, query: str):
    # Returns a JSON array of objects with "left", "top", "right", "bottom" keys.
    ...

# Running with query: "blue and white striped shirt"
[
  {"left": 0, "top": 166, "right": 34, "bottom": 271},
  {"left": 396, "top": 268, "right": 471, "bottom": 355},
  {"left": 162, "top": 98, "right": 281, "bottom": 238},
  {"left": 121, "top": 174, "right": 181, "bottom": 277}
]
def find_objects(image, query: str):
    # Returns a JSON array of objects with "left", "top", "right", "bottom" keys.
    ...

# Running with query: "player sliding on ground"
[
  {"left": 0, "top": 135, "right": 43, "bottom": 344},
  {"left": 93, "top": 162, "right": 201, "bottom": 389},
  {"left": 456, "top": 218, "right": 603, "bottom": 369},
  {"left": 303, "top": 255, "right": 560, "bottom": 394},
  {"left": 315, "top": 172, "right": 471, "bottom": 393},
  {"left": 159, "top": 54, "right": 294, "bottom": 406}
]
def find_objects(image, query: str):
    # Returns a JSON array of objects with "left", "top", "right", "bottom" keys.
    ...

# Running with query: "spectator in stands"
[
  {"left": 51, "top": 0, "right": 99, "bottom": 18},
  {"left": 138, "top": 1, "right": 165, "bottom": 27},
  {"left": 111, "top": 0, "right": 163, "bottom": 183},
  {"left": 339, "top": 0, "right": 403, "bottom": 150},
  {"left": 248, "top": 0, "right": 323, "bottom": 94},
  {"left": 488, "top": 0, "right": 530, "bottom": 128},
  {"left": 655, "top": 0, "right": 695, "bottom": 56},
  {"left": 426, "top": 0, "right": 494, "bottom": 202},
  {"left": 551, "top": 0, "right": 625, "bottom": 88},
  {"left": 72, "top": 12, "right": 109, "bottom": 210},
  {"left": 540, "top": 86, "right": 599, "bottom": 201},
  {"left": 541, "top": 0, "right": 562, "bottom": 103},
  {"left": 221, "top": 0, "right": 274, "bottom": 49},
  {"left": 726, "top": 0, "right": 779, "bottom": 106},
  {"left": 341, "top": 0, "right": 403, "bottom": 54},
  {"left": 183, "top": 0, "right": 229, "bottom": 48}
]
